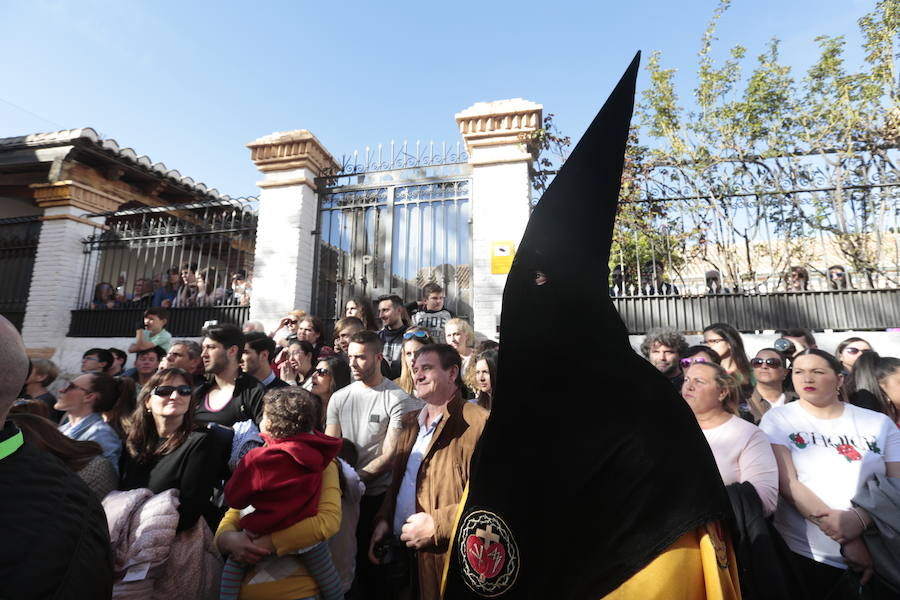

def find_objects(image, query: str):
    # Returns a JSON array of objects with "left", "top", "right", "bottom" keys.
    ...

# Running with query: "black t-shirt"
[
  {"left": 120, "top": 430, "right": 225, "bottom": 532},
  {"left": 193, "top": 372, "right": 266, "bottom": 427}
]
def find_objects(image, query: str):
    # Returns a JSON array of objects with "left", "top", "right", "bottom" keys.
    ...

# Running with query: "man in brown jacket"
[{"left": 369, "top": 343, "right": 489, "bottom": 600}]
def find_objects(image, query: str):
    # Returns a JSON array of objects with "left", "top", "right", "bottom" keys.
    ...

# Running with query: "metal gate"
[
  {"left": 313, "top": 153, "right": 473, "bottom": 321},
  {"left": 0, "top": 216, "right": 42, "bottom": 331}
]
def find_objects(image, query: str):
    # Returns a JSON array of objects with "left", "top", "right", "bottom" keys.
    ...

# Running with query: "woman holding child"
[{"left": 215, "top": 387, "right": 343, "bottom": 600}]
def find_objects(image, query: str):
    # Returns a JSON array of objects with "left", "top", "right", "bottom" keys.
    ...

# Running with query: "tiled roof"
[{"left": 0, "top": 127, "right": 229, "bottom": 200}]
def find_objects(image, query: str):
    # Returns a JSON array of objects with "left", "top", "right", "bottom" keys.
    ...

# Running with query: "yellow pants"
[{"left": 603, "top": 523, "right": 741, "bottom": 600}]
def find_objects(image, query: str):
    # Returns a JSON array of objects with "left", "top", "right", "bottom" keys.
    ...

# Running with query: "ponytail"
[{"left": 88, "top": 374, "right": 136, "bottom": 439}]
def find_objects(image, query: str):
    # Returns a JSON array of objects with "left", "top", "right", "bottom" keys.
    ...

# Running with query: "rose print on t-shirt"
[
  {"left": 836, "top": 443, "right": 862, "bottom": 462},
  {"left": 866, "top": 439, "right": 882, "bottom": 454},
  {"left": 789, "top": 433, "right": 808, "bottom": 449}
]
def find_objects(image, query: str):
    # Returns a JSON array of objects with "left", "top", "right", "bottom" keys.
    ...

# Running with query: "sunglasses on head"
[
  {"left": 403, "top": 330, "right": 430, "bottom": 341},
  {"left": 153, "top": 385, "right": 192, "bottom": 397},
  {"left": 751, "top": 357, "right": 783, "bottom": 368},
  {"left": 313, "top": 368, "right": 331, "bottom": 376},
  {"left": 843, "top": 347, "right": 870, "bottom": 355},
  {"left": 680, "top": 357, "right": 709, "bottom": 368}
]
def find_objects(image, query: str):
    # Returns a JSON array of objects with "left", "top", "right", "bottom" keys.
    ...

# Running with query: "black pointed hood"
[{"left": 442, "top": 53, "right": 731, "bottom": 599}]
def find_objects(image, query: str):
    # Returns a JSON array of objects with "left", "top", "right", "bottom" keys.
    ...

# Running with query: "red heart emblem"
[{"left": 466, "top": 534, "right": 506, "bottom": 579}]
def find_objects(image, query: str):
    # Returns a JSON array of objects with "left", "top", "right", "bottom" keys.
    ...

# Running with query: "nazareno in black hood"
[{"left": 442, "top": 51, "right": 732, "bottom": 599}]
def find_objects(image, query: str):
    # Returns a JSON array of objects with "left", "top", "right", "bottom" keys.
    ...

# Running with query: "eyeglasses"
[
  {"left": 403, "top": 330, "right": 431, "bottom": 341},
  {"left": 61, "top": 382, "right": 91, "bottom": 394},
  {"left": 313, "top": 368, "right": 331, "bottom": 376},
  {"left": 843, "top": 347, "right": 871, "bottom": 356},
  {"left": 287, "top": 319, "right": 298, "bottom": 325},
  {"left": 751, "top": 357, "right": 783, "bottom": 368},
  {"left": 680, "top": 357, "right": 709, "bottom": 368},
  {"left": 703, "top": 338, "right": 725, "bottom": 346},
  {"left": 153, "top": 385, "right": 193, "bottom": 397}
]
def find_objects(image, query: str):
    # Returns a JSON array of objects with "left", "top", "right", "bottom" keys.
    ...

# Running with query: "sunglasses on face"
[
  {"left": 153, "top": 385, "right": 193, "bottom": 397},
  {"left": 61, "top": 382, "right": 91, "bottom": 393},
  {"left": 843, "top": 347, "right": 870, "bottom": 355},
  {"left": 751, "top": 357, "right": 783, "bottom": 368},
  {"left": 403, "top": 330, "right": 430, "bottom": 341},
  {"left": 313, "top": 368, "right": 331, "bottom": 376},
  {"left": 680, "top": 357, "right": 709, "bottom": 368},
  {"left": 287, "top": 319, "right": 298, "bottom": 325}
]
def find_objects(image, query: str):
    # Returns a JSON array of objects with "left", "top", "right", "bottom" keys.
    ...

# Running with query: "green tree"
[{"left": 639, "top": 0, "right": 900, "bottom": 290}]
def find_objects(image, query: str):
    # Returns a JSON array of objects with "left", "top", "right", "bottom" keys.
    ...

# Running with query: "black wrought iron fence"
[
  {"left": 613, "top": 289, "right": 900, "bottom": 334},
  {"left": 77, "top": 199, "right": 257, "bottom": 307},
  {"left": 0, "top": 216, "right": 42, "bottom": 331},
  {"left": 68, "top": 305, "right": 250, "bottom": 337},
  {"left": 608, "top": 155, "right": 900, "bottom": 296}
]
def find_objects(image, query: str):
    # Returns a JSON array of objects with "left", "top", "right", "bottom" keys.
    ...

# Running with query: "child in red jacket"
[{"left": 221, "top": 387, "right": 343, "bottom": 600}]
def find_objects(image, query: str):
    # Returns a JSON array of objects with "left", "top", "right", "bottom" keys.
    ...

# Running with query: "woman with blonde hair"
[
  {"left": 271, "top": 309, "right": 306, "bottom": 348},
  {"left": 395, "top": 327, "right": 435, "bottom": 396},
  {"left": 446, "top": 318, "right": 477, "bottom": 396},
  {"left": 681, "top": 361, "right": 778, "bottom": 515}
]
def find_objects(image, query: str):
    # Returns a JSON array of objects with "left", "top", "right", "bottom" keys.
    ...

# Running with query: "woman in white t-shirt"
[
  {"left": 760, "top": 349, "right": 900, "bottom": 596},
  {"left": 681, "top": 362, "right": 779, "bottom": 514}
]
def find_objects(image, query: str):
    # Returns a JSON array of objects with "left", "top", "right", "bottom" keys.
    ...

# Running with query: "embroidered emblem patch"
[
  {"left": 457, "top": 509, "right": 519, "bottom": 596},
  {"left": 705, "top": 521, "right": 729, "bottom": 569}
]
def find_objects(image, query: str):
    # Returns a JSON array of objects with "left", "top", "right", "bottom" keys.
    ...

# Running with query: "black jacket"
[
  {"left": 726, "top": 481, "right": 808, "bottom": 600},
  {"left": 194, "top": 372, "right": 266, "bottom": 426},
  {"left": 0, "top": 422, "right": 113, "bottom": 599}
]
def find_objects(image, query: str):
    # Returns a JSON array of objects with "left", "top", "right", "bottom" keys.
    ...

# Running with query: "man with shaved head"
[{"left": 0, "top": 316, "right": 113, "bottom": 598}]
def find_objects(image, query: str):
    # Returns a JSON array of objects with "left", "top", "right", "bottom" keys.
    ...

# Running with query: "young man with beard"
[
  {"left": 640, "top": 327, "right": 689, "bottom": 390},
  {"left": 194, "top": 323, "right": 266, "bottom": 426},
  {"left": 325, "top": 330, "right": 421, "bottom": 600},
  {"left": 377, "top": 294, "right": 409, "bottom": 379},
  {"left": 242, "top": 331, "right": 288, "bottom": 390}
]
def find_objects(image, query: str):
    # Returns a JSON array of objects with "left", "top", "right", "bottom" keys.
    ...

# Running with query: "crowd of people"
[
  {"left": 609, "top": 260, "right": 861, "bottom": 296},
  {"left": 6, "top": 283, "right": 501, "bottom": 599},
  {"left": 642, "top": 323, "right": 900, "bottom": 597},
  {"left": 5, "top": 278, "right": 900, "bottom": 598},
  {"left": 89, "top": 264, "right": 252, "bottom": 309}
]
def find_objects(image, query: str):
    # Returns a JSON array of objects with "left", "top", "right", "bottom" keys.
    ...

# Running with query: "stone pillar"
[
  {"left": 247, "top": 130, "right": 339, "bottom": 327},
  {"left": 22, "top": 182, "right": 115, "bottom": 358},
  {"left": 456, "top": 99, "right": 542, "bottom": 339}
]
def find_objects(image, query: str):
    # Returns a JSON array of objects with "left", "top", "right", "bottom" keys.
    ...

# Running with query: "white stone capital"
[
  {"left": 456, "top": 99, "right": 543, "bottom": 165},
  {"left": 247, "top": 130, "right": 340, "bottom": 177}
]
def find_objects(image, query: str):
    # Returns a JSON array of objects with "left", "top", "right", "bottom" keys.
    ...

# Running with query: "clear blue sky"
[{"left": 1, "top": 0, "right": 871, "bottom": 198}]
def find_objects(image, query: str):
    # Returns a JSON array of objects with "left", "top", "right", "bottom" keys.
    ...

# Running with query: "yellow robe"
[{"left": 603, "top": 522, "right": 741, "bottom": 600}]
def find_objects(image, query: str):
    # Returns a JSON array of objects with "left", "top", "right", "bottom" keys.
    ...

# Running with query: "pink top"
[{"left": 703, "top": 415, "right": 779, "bottom": 515}]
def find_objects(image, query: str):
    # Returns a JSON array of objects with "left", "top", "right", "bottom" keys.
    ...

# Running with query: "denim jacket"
[{"left": 59, "top": 412, "right": 122, "bottom": 473}]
